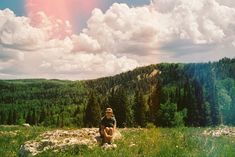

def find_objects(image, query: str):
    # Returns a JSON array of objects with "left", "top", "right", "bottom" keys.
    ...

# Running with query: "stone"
[
  {"left": 19, "top": 128, "right": 122, "bottom": 156},
  {"left": 101, "top": 143, "right": 117, "bottom": 150},
  {"left": 129, "top": 142, "right": 136, "bottom": 147},
  {"left": 203, "top": 126, "right": 235, "bottom": 137},
  {"left": 22, "top": 123, "right": 30, "bottom": 127}
]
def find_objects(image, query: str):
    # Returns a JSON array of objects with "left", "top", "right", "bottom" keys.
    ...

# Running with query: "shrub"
[{"left": 146, "top": 123, "right": 156, "bottom": 129}]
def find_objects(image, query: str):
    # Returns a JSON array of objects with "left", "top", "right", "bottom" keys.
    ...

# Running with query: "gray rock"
[
  {"left": 101, "top": 143, "right": 117, "bottom": 150},
  {"left": 19, "top": 128, "right": 122, "bottom": 156},
  {"left": 203, "top": 126, "right": 235, "bottom": 137}
]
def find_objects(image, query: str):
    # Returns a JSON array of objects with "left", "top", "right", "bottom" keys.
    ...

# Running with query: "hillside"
[{"left": 0, "top": 58, "right": 235, "bottom": 128}]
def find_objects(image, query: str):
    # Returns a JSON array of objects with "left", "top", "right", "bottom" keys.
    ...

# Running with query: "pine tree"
[
  {"left": 207, "top": 67, "right": 221, "bottom": 126},
  {"left": 26, "top": 111, "right": 32, "bottom": 124},
  {"left": 39, "top": 108, "right": 46, "bottom": 124},
  {"left": 202, "top": 102, "right": 211, "bottom": 126},
  {"left": 183, "top": 79, "right": 198, "bottom": 126},
  {"left": 109, "top": 88, "right": 128, "bottom": 127},
  {"left": 176, "top": 86, "right": 183, "bottom": 111},
  {"left": 7, "top": 109, "right": 13, "bottom": 125},
  {"left": 12, "top": 109, "right": 18, "bottom": 124},
  {"left": 32, "top": 109, "right": 37, "bottom": 125},
  {"left": 0, "top": 110, "right": 6, "bottom": 124},
  {"left": 84, "top": 92, "right": 101, "bottom": 127},
  {"left": 211, "top": 86, "right": 221, "bottom": 125},
  {"left": 148, "top": 81, "right": 162, "bottom": 125},
  {"left": 0, "top": 111, "right": 2, "bottom": 124},
  {"left": 230, "top": 87, "right": 235, "bottom": 125},
  {"left": 61, "top": 112, "right": 64, "bottom": 128},
  {"left": 134, "top": 91, "right": 146, "bottom": 127},
  {"left": 158, "top": 101, "right": 177, "bottom": 127}
]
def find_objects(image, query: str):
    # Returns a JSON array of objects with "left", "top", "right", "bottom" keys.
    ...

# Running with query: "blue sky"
[
  {"left": 0, "top": 0, "right": 150, "bottom": 32},
  {"left": 0, "top": 0, "right": 150, "bottom": 15},
  {"left": 0, "top": 0, "right": 25, "bottom": 15},
  {"left": 0, "top": 0, "right": 235, "bottom": 80}
]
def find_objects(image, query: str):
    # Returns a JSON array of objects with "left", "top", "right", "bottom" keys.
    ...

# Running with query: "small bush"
[{"left": 146, "top": 123, "right": 156, "bottom": 129}]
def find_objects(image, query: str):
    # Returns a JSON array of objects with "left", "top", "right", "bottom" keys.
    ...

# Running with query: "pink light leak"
[{"left": 26, "top": 0, "right": 101, "bottom": 38}]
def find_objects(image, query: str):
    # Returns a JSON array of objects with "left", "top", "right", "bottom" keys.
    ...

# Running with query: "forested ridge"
[{"left": 1, "top": 57, "right": 235, "bottom": 128}]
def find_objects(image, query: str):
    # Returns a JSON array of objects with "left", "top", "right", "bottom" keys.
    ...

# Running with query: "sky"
[{"left": 0, "top": 0, "right": 235, "bottom": 80}]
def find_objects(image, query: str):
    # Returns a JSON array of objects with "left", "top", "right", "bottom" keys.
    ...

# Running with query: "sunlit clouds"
[
  {"left": 26, "top": 0, "right": 101, "bottom": 35},
  {"left": 0, "top": 0, "right": 235, "bottom": 80}
]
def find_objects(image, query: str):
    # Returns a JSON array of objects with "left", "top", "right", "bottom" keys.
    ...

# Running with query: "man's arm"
[
  {"left": 113, "top": 119, "right": 116, "bottom": 131},
  {"left": 100, "top": 125, "right": 109, "bottom": 137},
  {"left": 100, "top": 125, "right": 105, "bottom": 130},
  {"left": 100, "top": 117, "right": 105, "bottom": 130}
]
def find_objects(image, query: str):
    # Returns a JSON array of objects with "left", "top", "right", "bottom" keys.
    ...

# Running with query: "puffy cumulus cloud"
[
  {"left": 151, "top": 0, "right": 235, "bottom": 44},
  {"left": 0, "top": 9, "right": 74, "bottom": 51},
  {"left": 78, "top": 0, "right": 235, "bottom": 58},
  {"left": 29, "top": 11, "right": 73, "bottom": 39},
  {"left": 1, "top": 0, "right": 235, "bottom": 80},
  {"left": 71, "top": 33, "right": 101, "bottom": 52},
  {"left": 81, "top": 5, "right": 160, "bottom": 55},
  {"left": 47, "top": 52, "right": 138, "bottom": 78},
  {"left": 0, "top": 9, "right": 46, "bottom": 51},
  {"left": 0, "top": 8, "right": 139, "bottom": 79}
]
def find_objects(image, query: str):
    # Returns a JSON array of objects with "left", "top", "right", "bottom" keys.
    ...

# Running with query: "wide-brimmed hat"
[{"left": 105, "top": 108, "right": 113, "bottom": 113}]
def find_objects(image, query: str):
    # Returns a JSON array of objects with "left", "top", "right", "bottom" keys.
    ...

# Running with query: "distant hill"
[{"left": 0, "top": 57, "right": 235, "bottom": 127}]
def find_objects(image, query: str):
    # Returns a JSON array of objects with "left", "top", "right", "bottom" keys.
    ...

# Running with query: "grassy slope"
[
  {"left": 0, "top": 126, "right": 235, "bottom": 157},
  {"left": 0, "top": 126, "right": 50, "bottom": 157}
]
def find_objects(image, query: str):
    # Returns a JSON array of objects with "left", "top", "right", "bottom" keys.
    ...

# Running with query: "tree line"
[{"left": 0, "top": 58, "right": 235, "bottom": 127}]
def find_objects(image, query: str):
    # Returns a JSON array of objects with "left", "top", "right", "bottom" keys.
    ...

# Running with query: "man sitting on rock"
[{"left": 99, "top": 108, "right": 116, "bottom": 144}]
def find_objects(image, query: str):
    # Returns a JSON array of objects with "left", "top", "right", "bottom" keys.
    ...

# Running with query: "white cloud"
[
  {"left": 39, "top": 52, "right": 138, "bottom": 79},
  {"left": 0, "top": 9, "right": 46, "bottom": 50},
  {"left": 72, "top": 33, "right": 101, "bottom": 52},
  {"left": 216, "top": 0, "right": 235, "bottom": 8},
  {"left": 40, "top": 61, "right": 51, "bottom": 68},
  {"left": 68, "top": 0, "right": 235, "bottom": 66},
  {"left": 0, "top": 8, "right": 139, "bottom": 79},
  {"left": 81, "top": 0, "right": 235, "bottom": 56},
  {"left": 30, "top": 11, "right": 73, "bottom": 40},
  {"left": 1, "top": 0, "right": 235, "bottom": 80}
]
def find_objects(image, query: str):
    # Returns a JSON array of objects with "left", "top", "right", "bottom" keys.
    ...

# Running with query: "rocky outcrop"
[
  {"left": 136, "top": 69, "right": 161, "bottom": 81},
  {"left": 203, "top": 126, "right": 235, "bottom": 137},
  {"left": 19, "top": 128, "right": 122, "bottom": 156},
  {"left": 149, "top": 69, "right": 161, "bottom": 78}
]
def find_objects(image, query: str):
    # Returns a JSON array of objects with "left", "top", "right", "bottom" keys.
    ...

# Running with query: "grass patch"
[{"left": 0, "top": 126, "right": 234, "bottom": 157}]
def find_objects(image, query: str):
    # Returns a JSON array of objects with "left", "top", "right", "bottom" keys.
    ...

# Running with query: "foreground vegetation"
[{"left": 0, "top": 125, "right": 235, "bottom": 157}]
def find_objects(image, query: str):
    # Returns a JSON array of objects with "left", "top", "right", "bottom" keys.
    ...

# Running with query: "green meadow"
[{"left": 0, "top": 125, "right": 234, "bottom": 157}]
